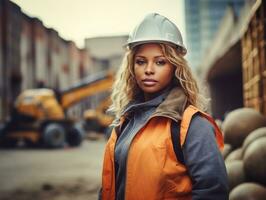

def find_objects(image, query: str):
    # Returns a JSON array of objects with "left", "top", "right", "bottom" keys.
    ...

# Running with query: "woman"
[{"left": 100, "top": 13, "right": 228, "bottom": 200}]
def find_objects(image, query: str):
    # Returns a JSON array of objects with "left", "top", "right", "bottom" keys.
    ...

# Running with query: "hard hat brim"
[{"left": 125, "top": 39, "right": 187, "bottom": 55}]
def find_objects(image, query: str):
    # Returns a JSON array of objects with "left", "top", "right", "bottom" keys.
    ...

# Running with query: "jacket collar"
[
  {"left": 151, "top": 87, "right": 188, "bottom": 121},
  {"left": 121, "top": 89, "right": 170, "bottom": 117},
  {"left": 114, "top": 86, "right": 188, "bottom": 137},
  {"left": 116, "top": 86, "right": 188, "bottom": 127}
]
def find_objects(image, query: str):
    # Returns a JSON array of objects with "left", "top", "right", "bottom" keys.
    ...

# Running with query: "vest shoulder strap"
[
  {"left": 170, "top": 120, "right": 185, "bottom": 165},
  {"left": 180, "top": 105, "right": 200, "bottom": 147},
  {"left": 170, "top": 105, "right": 204, "bottom": 165},
  {"left": 181, "top": 105, "right": 224, "bottom": 150},
  {"left": 171, "top": 105, "right": 224, "bottom": 164}
]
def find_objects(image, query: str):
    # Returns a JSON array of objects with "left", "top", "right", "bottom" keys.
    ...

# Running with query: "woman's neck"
[{"left": 144, "top": 85, "right": 172, "bottom": 101}]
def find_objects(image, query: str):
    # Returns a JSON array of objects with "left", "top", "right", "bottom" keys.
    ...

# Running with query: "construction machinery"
[
  {"left": 83, "top": 97, "right": 113, "bottom": 133},
  {"left": 0, "top": 72, "right": 113, "bottom": 148}
]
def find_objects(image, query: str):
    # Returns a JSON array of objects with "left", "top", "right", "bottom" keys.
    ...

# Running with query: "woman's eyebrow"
[
  {"left": 154, "top": 55, "right": 165, "bottom": 58},
  {"left": 135, "top": 55, "right": 145, "bottom": 58},
  {"left": 135, "top": 55, "right": 165, "bottom": 58}
]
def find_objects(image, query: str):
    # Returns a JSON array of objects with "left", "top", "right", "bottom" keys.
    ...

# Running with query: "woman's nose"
[{"left": 145, "top": 62, "right": 154, "bottom": 75}]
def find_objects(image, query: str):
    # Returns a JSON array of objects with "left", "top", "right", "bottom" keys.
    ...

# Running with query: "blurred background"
[{"left": 1, "top": 0, "right": 266, "bottom": 199}]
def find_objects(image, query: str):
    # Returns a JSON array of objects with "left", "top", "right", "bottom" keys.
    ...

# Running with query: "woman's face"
[{"left": 133, "top": 43, "right": 175, "bottom": 100}]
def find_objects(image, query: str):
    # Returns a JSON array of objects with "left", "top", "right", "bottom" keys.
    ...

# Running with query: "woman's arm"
[{"left": 183, "top": 115, "right": 229, "bottom": 200}]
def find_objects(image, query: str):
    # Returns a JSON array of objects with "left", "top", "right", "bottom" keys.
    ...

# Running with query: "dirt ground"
[{"left": 0, "top": 134, "right": 106, "bottom": 200}]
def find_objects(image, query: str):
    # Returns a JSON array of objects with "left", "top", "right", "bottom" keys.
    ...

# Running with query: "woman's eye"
[
  {"left": 135, "top": 60, "right": 146, "bottom": 65},
  {"left": 156, "top": 60, "right": 166, "bottom": 66}
]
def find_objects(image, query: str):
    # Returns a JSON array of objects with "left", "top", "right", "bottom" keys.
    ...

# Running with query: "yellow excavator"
[
  {"left": 83, "top": 97, "right": 113, "bottom": 133},
  {"left": 0, "top": 71, "right": 113, "bottom": 148}
]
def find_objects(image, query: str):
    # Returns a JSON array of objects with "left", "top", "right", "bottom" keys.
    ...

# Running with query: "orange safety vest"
[{"left": 101, "top": 105, "right": 224, "bottom": 200}]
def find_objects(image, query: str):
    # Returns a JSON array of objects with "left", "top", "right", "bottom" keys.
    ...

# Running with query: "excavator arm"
[{"left": 60, "top": 71, "right": 113, "bottom": 109}]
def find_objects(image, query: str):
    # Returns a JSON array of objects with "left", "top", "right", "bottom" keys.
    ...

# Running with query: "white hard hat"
[{"left": 126, "top": 13, "right": 187, "bottom": 55}]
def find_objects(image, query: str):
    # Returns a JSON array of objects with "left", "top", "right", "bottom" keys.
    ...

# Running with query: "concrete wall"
[
  {"left": 0, "top": 1, "right": 4, "bottom": 120},
  {"left": 198, "top": 1, "right": 258, "bottom": 119},
  {"left": 0, "top": 0, "right": 22, "bottom": 121},
  {"left": 20, "top": 13, "right": 34, "bottom": 90},
  {"left": 85, "top": 35, "right": 127, "bottom": 73},
  {"left": 33, "top": 19, "right": 49, "bottom": 87},
  {"left": 47, "top": 29, "right": 60, "bottom": 89},
  {"left": 0, "top": 0, "right": 92, "bottom": 121}
]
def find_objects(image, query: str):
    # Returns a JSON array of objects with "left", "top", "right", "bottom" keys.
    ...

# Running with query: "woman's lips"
[{"left": 142, "top": 79, "right": 157, "bottom": 86}]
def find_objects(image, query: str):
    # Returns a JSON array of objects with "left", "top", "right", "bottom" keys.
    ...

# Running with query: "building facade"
[
  {"left": 0, "top": 0, "right": 22, "bottom": 120},
  {"left": 196, "top": 0, "right": 257, "bottom": 119},
  {"left": 85, "top": 35, "right": 128, "bottom": 73},
  {"left": 184, "top": 0, "right": 245, "bottom": 70},
  {"left": 0, "top": 0, "right": 92, "bottom": 122}
]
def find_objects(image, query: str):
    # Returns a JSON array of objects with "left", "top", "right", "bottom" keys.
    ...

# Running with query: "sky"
[{"left": 11, "top": 0, "right": 186, "bottom": 48}]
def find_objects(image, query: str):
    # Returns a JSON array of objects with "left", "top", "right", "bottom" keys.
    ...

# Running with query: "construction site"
[{"left": 1, "top": 0, "right": 266, "bottom": 199}]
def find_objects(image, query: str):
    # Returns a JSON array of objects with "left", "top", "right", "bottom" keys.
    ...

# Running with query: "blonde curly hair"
[{"left": 108, "top": 43, "right": 208, "bottom": 120}]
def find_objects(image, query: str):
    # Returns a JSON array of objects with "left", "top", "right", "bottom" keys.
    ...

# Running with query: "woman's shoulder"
[
  {"left": 181, "top": 113, "right": 216, "bottom": 142},
  {"left": 182, "top": 105, "right": 214, "bottom": 129},
  {"left": 190, "top": 114, "right": 214, "bottom": 130}
]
